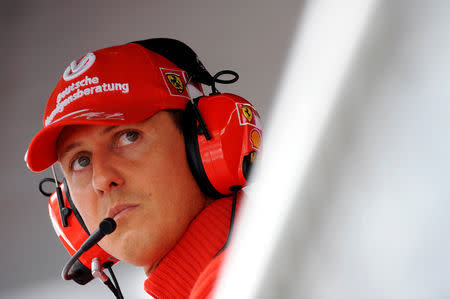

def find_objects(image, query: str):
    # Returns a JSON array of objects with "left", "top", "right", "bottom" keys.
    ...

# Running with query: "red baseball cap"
[{"left": 26, "top": 42, "right": 204, "bottom": 172}]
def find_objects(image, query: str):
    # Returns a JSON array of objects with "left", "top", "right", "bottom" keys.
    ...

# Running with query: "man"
[{"left": 25, "top": 38, "right": 261, "bottom": 298}]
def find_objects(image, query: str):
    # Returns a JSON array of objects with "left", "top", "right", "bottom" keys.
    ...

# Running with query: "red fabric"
[
  {"left": 144, "top": 195, "right": 241, "bottom": 298},
  {"left": 190, "top": 251, "right": 226, "bottom": 299}
]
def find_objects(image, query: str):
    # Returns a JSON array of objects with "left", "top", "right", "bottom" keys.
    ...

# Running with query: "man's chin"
[{"left": 144, "top": 259, "right": 162, "bottom": 276}]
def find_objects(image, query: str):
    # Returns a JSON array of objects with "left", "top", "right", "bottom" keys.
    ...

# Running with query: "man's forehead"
[
  {"left": 56, "top": 124, "right": 117, "bottom": 157},
  {"left": 57, "top": 124, "right": 117, "bottom": 144},
  {"left": 55, "top": 113, "right": 163, "bottom": 158}
]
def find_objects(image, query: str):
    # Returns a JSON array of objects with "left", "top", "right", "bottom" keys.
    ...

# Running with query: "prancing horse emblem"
[
  {"left": 166, "top": 74, "right": 184, "bottom": 94},
  {"left": 242, "top": 106, "right": 253, "bottom": 122}
]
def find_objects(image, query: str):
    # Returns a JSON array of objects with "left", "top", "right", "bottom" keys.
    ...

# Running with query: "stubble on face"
[{"left": 56, "top": 111, "right": 209, "bottom": 272}]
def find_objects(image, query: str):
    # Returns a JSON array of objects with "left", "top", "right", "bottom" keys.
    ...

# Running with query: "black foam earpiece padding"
[
  {"left": 63, "top": 178, "right": 90, "bottom": 235},
  {"left": 183, "top": 101, "right": 227, "bottom": 199},
  {"left": 132, "top": 38, "right": 214, "bottom": 85}
]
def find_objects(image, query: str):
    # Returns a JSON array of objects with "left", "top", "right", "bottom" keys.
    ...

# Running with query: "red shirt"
[{"left": 144, "top": 195, "right": 240, "bottom": 298}]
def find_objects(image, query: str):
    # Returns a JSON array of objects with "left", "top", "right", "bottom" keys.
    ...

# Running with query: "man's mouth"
[{"left": 108, "top": 204, "right": 139, "bottom": 221}]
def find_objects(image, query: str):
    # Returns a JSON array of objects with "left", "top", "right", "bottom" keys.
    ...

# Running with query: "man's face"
[{"left": 56, "top": 111, "right": 208, "bottom": 273}]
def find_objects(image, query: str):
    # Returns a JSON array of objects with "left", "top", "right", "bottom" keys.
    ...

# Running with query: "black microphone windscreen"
[{"left": 99, "top": 218, "right": 117, "bottom": 235}]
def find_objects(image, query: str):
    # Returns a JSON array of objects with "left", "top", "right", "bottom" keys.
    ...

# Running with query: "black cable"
[
  {"left": 40, "top": 175, "right": 124, "bottom": 298},
  {"left": 191, "top": 99, "right": 212, "bottom": 140},
  {"left": 215, "top": 185, "right": 241, "bottom": 257},
  {"left": 106, "top": 265, "right": 124, "bottom": 299},
  {"left": 38, "top": 178, "right": 57, "bottom": 197},
  {"left": 62, "top": 219, "right": 116, "bottom": 280},
  {"left": 210, "top": 70, "right": 239, "bottom": 95},
  {"left": 104, "top": 279, "right": 121, "bottom": 298}
]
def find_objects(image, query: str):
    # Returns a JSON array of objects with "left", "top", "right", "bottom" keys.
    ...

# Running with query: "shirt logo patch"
[{"left": 63, "top": 52, "right": 96, "bottom": 81}]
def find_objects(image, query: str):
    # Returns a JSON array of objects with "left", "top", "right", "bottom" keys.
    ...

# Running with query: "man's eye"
[
  {"left": 72, "top": 156, "right": 91, "bottom": 171},
  {"left": 117, "top": 130, "right": 140, "bottom": 147}
]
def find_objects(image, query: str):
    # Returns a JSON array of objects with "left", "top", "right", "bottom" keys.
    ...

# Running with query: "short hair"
[{"left": 164, "top": 109, "right": 185, "bottom": 133}]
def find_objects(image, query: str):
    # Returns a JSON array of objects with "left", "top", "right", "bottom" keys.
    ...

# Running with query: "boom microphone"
[{"left": 62, "top": 218, "right": 116, "bottom": 280}]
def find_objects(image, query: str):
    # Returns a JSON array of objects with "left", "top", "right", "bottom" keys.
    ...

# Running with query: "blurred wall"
[{"left": 217, "top": 1, "right": 450, "bottom": 298}]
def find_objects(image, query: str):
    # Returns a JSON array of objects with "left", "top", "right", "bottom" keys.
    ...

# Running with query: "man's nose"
[{"left": 91, "top": 154, "right": 124, "bottom": 195}]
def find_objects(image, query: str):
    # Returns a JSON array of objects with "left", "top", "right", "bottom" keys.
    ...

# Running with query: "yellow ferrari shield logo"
[
  {"left": 166, "top": 74, "right": 184, "bottom": 94},
  {"left": 242, "top": 106, "right": 253, "bottom": 122}
]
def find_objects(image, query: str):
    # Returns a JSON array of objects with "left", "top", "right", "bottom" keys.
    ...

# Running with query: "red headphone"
[
  {"left": 184, "top": 91, "right": 262, "bottom": 198},
  {"left": 41, "top": 38, "right": 262, "bottom": 285},
  {"left": 44, "top": 178, "right": 119, "bottom": 285}
]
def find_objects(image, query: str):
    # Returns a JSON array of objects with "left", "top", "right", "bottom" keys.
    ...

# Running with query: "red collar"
[{"left": 144, "top": 195, "right": 240, "bottom": 298}]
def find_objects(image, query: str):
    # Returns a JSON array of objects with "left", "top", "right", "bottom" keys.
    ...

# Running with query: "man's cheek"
[{"left": 73, "top": 197, "right": 99, "bottom": 233}]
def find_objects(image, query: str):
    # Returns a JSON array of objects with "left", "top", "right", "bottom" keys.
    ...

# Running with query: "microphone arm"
[{"left": 62, "top": 218, "right": 116, "bottom": 281}]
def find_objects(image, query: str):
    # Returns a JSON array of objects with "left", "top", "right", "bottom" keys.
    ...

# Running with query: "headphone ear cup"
[
  {"left": 183, "top": 94, "right": 262, "bottom": 198},
  {"left": 63, "top": 179, "right": 90, "bottom": 235},
  {"left": 184, "top": 101, "right": 226, "bottom": 199},
  {"left": 48, "top": 181, "right": 119, "bottom": 284}
]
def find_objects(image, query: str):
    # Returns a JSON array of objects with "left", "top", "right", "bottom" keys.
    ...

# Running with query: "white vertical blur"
[{"left": 215, "top": 0, "right": 378, "bottom": 298}]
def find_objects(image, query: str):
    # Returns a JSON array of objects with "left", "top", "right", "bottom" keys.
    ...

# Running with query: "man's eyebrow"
[
  {"left": 59, "top": 125, "right": 118, "bottom": 159},
  {"left": 101, "top": 125, "right": 118, "bottom": 136},
  {"left": 60, "top": 142, "right": 82, "bottom": 159}
]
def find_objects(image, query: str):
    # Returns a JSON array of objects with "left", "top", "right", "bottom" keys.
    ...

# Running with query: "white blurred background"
[
  {"left": 2, "top": 0, "right": 450, "bottom": 298},
  {"left": 217, "top": 1, "right": 450, "bottom": 298}
]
